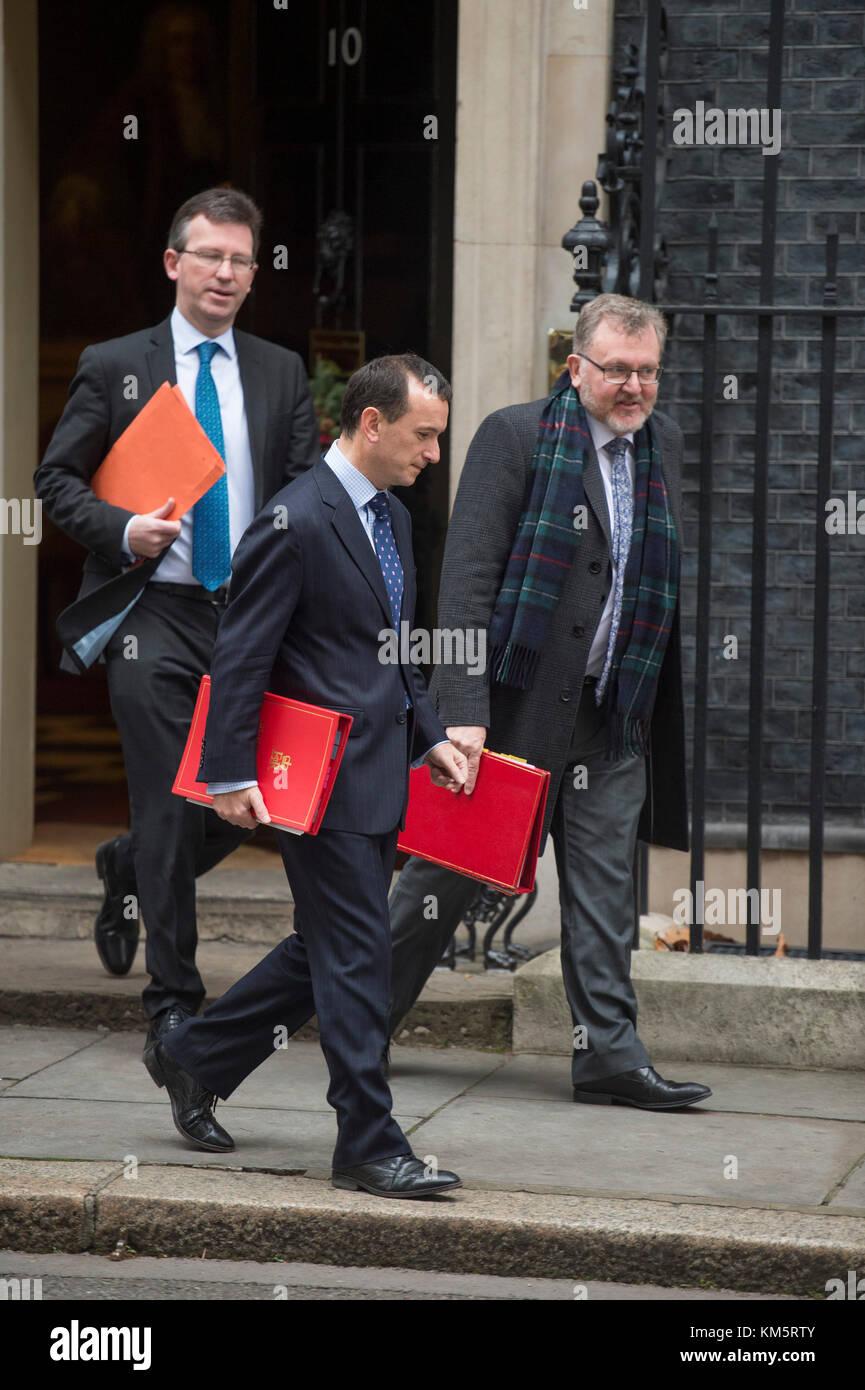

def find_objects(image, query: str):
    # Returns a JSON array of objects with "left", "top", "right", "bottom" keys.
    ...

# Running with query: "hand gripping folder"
[
  {"left": 90, "top": 382, "right": 225, "bottom": 519},
  {"left": 397, "top": 750, "right": 550, "bottom": 894},
  {"left": 173, "top": 675, "right": 353, "bottom": 835}
]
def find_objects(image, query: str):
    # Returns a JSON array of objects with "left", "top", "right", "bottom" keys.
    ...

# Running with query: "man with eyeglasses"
[
  {"left": 388, "top": 293, "right": 712, "bottom": 1113},
  {"left": 35, "top": 186, "right": 319, "bottom": 1048}
]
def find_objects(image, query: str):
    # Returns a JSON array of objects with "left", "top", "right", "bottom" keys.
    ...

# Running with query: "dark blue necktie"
[
  {"left": 192, "top": 341, "right": 231, "bottom": 591},
  {"left": 368, "top": 491, "right": 404, "bottom": 626}
]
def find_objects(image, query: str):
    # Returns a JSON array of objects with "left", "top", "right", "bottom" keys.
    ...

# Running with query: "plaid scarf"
[{"left": 488, "top": 373, "right": 679, "bottom": 759}]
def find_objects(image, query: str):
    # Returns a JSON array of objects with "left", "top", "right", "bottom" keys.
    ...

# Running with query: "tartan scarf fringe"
[{"left": 489, "top": 640, "right": 540, "bottom": 689}]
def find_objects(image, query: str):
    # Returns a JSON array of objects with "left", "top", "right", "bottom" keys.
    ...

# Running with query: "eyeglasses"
[
  {"left": 577, "top": 352, "right": 662, "bottom": 385},
  {"left": 178, "top": 248, "right": 257, "bottom": 273}
]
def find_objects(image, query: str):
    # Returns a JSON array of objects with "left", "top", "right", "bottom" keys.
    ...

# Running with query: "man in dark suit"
[
  {"left": 388, "top": 295, "right": 712, "bottom": 1112},
  {"left": 145, "top": 354, "right": 467, "bottom": 1198},
  {"left": 34, "top": 187, "right": 320, "bottom": 1047}
]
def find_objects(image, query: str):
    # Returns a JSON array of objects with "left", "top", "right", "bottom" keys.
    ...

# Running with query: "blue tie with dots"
[
  {"left": 596, "top": 437, "right": 633, "bottom": 703},
  {"left": 192, "top": 341, "right": 231, "bottom": 591},
  {"left": 368, "top": 491, "right": 404, "bottom": 626}
]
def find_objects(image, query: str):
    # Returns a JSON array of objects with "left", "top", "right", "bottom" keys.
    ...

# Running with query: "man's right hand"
[
  {"left": 127, "top": 497, "right": 182, "bottom": 558},
  {"left": 445, "top": 725, "right": 486, "bottom": 795},
  {"left": 212, "top": 786, "right": 271, "bottom": 829}
]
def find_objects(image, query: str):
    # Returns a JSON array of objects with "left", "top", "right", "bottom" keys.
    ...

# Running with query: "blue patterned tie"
[
  {"left": 192, "top": 341, "right": 231, "bottom": 591},
  {"left": 596, "top": 437, "right": 633, "bottom": 702},
  {"left": 368, "top": 491, "right": 404, "bottom": 626}
]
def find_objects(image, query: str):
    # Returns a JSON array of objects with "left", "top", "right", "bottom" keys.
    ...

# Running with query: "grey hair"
[{"left": 572, "top": 293, "right": 668, "bottom": 357}]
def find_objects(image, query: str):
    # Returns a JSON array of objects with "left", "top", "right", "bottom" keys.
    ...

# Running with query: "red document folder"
[
  {"left": 90, "top": 382, "right": 225, "bottom": 522},
  {"left": 172, "top": 676, "right": 353, "bottom": 835},
  {"left": 397, "top": 750, "right": 550, "bottom": 894}
]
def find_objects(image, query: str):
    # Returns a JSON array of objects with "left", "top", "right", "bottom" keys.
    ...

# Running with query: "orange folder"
[
  {"left": 397, "top": 750, "right": 550, "bottom": 894},
  {"left": 172, "top": 675, "right": 354, "bottom": 835},
  {"left": 90, "top": 382, "right": 225, "bottom": 521}
]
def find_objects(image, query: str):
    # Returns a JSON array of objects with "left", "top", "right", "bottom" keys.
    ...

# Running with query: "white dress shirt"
[{"left": 122, "top": 306, "right": 256, "bottom": 577}]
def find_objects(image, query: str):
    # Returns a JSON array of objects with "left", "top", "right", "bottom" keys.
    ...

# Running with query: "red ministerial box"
[
  {"left": 397, "top": 750, "right": 550, "bottom": 894},
  {"left": 172, "top": 675, "right": 353, "bottom": 835}
]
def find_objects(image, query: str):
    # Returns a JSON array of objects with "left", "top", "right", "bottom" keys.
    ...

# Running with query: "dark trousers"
[
  {"left": 104, "top": 588, "right": 250, "bottom": 1018},
  {"left": 388, "top": 681, "right": 650, "bottom": 1085},
  {"left": 165, "top": 824, "right": 410, "bottom": 1169}
]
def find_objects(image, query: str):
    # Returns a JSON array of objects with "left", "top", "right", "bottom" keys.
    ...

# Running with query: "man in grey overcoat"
[{"left": 388, "top": 294, "right": 711, "bottom": 1111}]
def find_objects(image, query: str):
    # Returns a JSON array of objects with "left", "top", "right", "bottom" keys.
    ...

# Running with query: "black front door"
[{"left": 238, "top": 0, "right": 459, "bottom": 629}]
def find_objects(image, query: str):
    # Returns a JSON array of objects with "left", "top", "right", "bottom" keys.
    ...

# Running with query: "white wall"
[
  {"left": 449, "top": 0, "right": 614, "bottom": 497},
  {"left": 0, "top": 0, "right": 39, "bottom": 857}
]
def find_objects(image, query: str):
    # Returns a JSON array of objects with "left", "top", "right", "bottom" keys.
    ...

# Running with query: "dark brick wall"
[{"left": 613, "top": 0, "right": 865, "bottom": 828}]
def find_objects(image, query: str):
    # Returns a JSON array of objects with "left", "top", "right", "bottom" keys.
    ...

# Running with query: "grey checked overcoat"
[{"left": 429, "top": 397, "right": 689, "bottom": 853}]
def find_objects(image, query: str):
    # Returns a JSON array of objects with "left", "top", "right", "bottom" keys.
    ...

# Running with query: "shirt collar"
[
  {"left": 324, "top": 440, "right": 379, "bottom": 512},
  {"left": 171, "top": 305, "right": 237, "bottom": 361},
  {"left": 584, "top": 409, "right": 634, "bottom": 461}
]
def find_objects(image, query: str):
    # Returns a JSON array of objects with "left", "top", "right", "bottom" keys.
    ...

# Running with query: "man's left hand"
[{"left": 424, "top": 742, "right": 468, "bottom": 792}]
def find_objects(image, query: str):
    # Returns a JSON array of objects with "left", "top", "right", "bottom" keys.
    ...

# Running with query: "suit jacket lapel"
[
  {"left": 235, "top": 330, "right": 268, "bottom": 507},
  {"left": 144, "top": 318, "right": 177, "bottom": 395},
  {"left": 316, "top": 462, "right": 395, "bottom": 627},
  {"left": 582, "top": 445, "right": 612, "bottom": 549},
  {"left": 389, "top": 500, "right": 411, "bottom": 571}
]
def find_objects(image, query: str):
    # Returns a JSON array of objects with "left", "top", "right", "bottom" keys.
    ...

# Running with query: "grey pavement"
[
  {"left": 0, "top": 1251, "right": 800, "bottom": 1301},
  {"left": 0, "top": 1024, "right": 863, "bottom": 1296}
]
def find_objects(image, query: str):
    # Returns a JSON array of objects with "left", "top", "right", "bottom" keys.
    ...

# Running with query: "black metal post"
[
  {"left": 745, "top": 0, "right": 785, "bottom": 954},
  {"left": 807, "top": 227, "right": 839, "bottom": 960},
  {"left": 689, "top": 217, "right": 719, "bottom": 952},
  {"left": 637, "top": 0, "right": 661, "bottom": 300}
]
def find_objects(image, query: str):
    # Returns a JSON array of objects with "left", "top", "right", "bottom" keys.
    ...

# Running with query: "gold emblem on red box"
[{"left": 269, "top": 750, "right": 292, "bottom": 772}]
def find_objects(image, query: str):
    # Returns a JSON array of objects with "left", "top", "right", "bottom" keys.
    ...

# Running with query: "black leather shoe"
[
  {"left": 332, "top": 1153, "right": 462, "bottom": 1198},
  {"left": 94, "top": 836, "right": 139, "bottom": 976},
  {"left": 144, "top": 1006, "right": 192, "bottom": 1052},
  {"left": 143, "top": 1039, "right": 234, "bottom": 1152},
  {"left": 573, "top": 1065, "right": 712, "bottom": 1111}
]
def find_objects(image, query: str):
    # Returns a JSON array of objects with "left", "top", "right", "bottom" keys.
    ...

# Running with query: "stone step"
[
  {"left": 514, "top": 946, "right": 865, "bottom": 1071},
  {"left": 0, "top": 863, "right": 294, "bottom": 946},
  {"left": 0, "top": 936, "right": 514, "bottom": 1049}
]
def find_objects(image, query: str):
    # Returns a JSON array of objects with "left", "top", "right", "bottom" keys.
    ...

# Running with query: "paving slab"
[
  {"left": 0, "top": 1025, "right": 104, "bottom": 1081},
  {"left": 408, "top": 1096, "right": 865, "bottom": 1206},
  {"left": 2, "top": 1032, "right": 507, "bottom": 1117},
  {"left": 2, "top": 1031, "right": 332, "bottom": 1110},
  {"left": 469, "top": 1052, "right": 865, "bottom": 1123},
  {"left": 0, "top": 1096, "right": 425, "bottom": 1171},
  {"left": 829, "top": 1157, "right": 865, "bottom": 1209}
]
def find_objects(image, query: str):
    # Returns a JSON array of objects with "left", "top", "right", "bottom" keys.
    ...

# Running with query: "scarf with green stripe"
[{"left": 488, "top": 373, "right": 679, "bottom": 760}]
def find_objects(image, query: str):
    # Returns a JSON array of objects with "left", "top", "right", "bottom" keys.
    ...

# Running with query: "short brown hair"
[
  {"left": 572, "top": 293, "right": 668, "bottom": 357},
  {"left": 167, "top": 187, "right": 263, "bottom": 258},
  {"left": 340, "top": 354, "right": 452, "bottom": 437}
]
